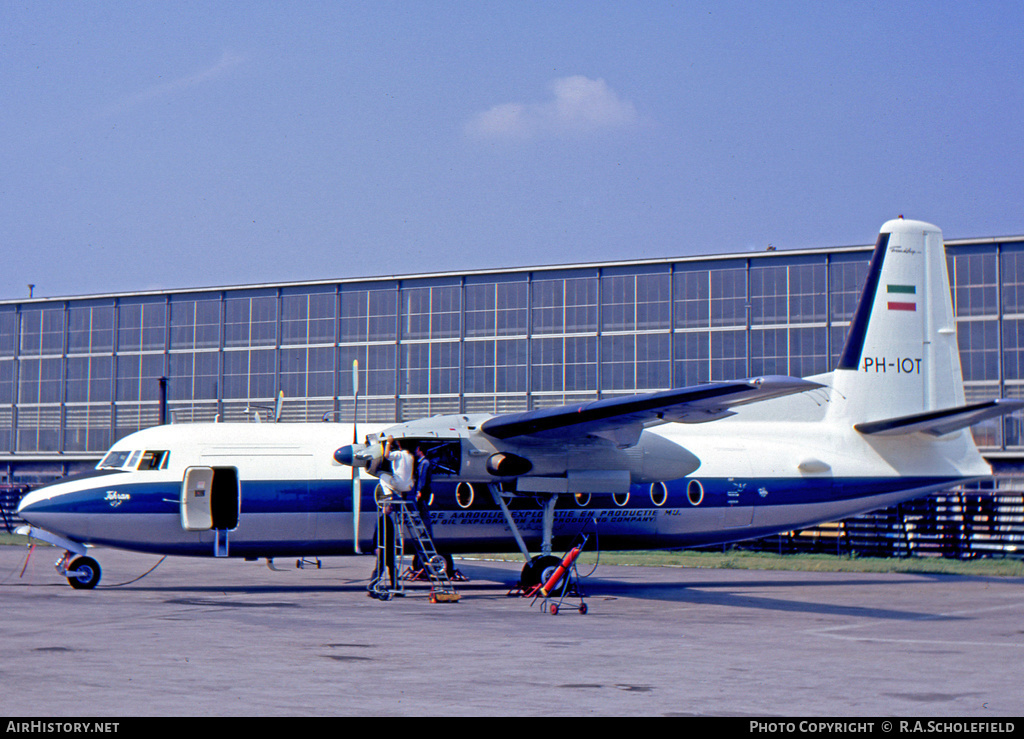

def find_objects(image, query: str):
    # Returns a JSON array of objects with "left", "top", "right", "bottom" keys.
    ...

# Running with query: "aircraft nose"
[{"left": 16, "top": 486, "right": 48, "bottom": 524}]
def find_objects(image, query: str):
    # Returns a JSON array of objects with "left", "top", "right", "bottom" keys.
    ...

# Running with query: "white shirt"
[{"left": 387, "top": 450, "right": 414, "bottom": 492}]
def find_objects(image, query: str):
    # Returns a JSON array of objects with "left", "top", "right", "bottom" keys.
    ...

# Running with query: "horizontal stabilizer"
[
  {"left": 481, "top": 375, "right": 822, "bottom": 445},
  {"left": 854, "top": 399, "right": 1024, "bottom": 437}
]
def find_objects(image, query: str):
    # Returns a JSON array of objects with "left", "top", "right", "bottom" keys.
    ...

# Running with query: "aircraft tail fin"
[{"left": 828, "top": 218, "right": 967, "bottom": 426}]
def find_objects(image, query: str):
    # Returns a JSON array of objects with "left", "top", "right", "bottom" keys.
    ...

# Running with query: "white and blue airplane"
[{"left": 17, "top": 218, "right": 1021, "bottom": 590}]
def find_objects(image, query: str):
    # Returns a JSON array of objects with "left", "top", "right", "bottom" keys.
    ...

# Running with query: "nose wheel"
[{"left": 63, "top": 555, "right": 102, "bottom": 590}]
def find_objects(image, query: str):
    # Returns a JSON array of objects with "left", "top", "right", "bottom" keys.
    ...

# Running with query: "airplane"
[{"left": 16, "top": 218, "right": 1022, "bottom": 592}]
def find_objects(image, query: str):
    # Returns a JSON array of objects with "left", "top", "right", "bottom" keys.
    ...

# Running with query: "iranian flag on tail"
[{"left": 887, "top": 284, "right": 916, "bottom": 311}]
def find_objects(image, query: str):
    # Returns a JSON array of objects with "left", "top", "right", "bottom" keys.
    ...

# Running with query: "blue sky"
[{"left": 2, "top": 1, "right": 1022, "bottom": 299}]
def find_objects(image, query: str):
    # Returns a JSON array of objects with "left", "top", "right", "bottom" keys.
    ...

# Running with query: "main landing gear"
[{"left": 518, "top": 555, "right": 569, "bottom": 596}]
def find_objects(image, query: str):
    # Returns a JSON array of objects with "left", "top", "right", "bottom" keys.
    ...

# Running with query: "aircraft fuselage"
[{"left": 17, "top": 413, "right": 985, "bottom": 559}]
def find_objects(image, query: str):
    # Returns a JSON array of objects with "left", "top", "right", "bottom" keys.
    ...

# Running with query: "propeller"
[{"left": 334, "top": 360, "right": 386, "bottom": 552}]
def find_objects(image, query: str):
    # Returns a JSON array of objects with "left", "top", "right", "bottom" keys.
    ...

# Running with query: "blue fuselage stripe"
[{"left": 22, "top": 475, "right": 963, "bottom": 518}]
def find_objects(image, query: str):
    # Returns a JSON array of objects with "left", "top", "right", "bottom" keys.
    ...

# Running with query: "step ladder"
[{"left": 384, "top": 498, "right": 459, "bottom": 603}]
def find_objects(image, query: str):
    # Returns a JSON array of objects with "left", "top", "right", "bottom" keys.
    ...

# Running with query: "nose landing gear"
[{"left": 59, "top": 552, "right": 102, "bottom": 590}]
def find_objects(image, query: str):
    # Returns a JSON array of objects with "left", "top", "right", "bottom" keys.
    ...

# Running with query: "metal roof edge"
[{"left": 5, "top": 234, "right": 1024, "bottom": 306}]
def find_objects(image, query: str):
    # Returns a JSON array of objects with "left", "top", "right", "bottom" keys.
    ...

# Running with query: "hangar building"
[{"left": 3, "top": 232, "right": 1023, "bottom": 557}]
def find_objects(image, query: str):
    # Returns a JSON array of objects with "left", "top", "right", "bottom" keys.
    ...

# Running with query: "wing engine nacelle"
[
  {"left": 333, "top": 441, "right": 385, "bottom": 476},
  {"left": 334, "top": 414, "right": 700, "bottom": 492}
]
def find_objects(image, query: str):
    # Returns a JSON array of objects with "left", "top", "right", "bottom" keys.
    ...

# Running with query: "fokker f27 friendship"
[{"left": 17, "top": 219, "right": 1022, "bottom": 590}]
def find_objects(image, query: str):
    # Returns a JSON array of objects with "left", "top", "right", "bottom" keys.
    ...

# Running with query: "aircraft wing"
[
  {"left": 479, "top": 375, "right": 823, "bottom": 447},
  {"left": 854, "top": 399, "right": 1024, "bottom": 437}
]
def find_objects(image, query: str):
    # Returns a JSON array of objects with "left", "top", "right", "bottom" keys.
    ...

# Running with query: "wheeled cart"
[{"left": 527, "top": 535, "right": 589, "bottom": 615}]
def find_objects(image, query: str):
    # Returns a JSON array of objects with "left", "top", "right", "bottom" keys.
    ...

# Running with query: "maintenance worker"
[
  {"left": 379, "top": 435, "right": 414, "bottom": 499},
  {"left": 411, "top": 445, "right": 434, "bottom": 540},
  {"left": 371, "top": 436, "right": 414, "bottom": 594}
]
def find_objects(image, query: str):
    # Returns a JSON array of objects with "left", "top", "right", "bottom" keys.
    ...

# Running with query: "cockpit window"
[
  {"left": 98, "top": 449, "right": 170, "bottom": 471},
  {"left": 138, "top": 450, "right": 169, "bottom": 470},
  {"left": 98, "top": 450, "right": 132, "bottom": 469}
]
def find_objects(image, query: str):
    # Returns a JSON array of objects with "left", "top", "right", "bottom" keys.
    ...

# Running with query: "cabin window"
[
  {"left": 650, "top": 481, "right": 668, "bottom": 507},
  {"left": 687, "top": 479, "right": 704, "bottom": 506},
  {"left": 455, "top": 482, "right": 475, "bottom": 509}
]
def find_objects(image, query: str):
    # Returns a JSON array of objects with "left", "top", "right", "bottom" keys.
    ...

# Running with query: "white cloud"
[
  {"left": 95, "top": 50, "right": 246, "bottom": 120},
  {"left": 466, "top": 76, "right": 639, "bottom": 140}
]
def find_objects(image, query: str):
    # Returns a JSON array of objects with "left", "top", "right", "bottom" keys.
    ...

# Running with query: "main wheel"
[
  {"left": 519, "top": 555, "right": 567, "bottom": 595},
  {"left": 66, "top": 556, "right": 101, "bottom": 590},
  {"left": 412, "top": 553, "right": 454, "bottom": 578}
]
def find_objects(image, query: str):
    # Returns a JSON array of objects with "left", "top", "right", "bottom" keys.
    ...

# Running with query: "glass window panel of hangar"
[
  {"left": 116, "top": 353, "right": 164, "bottom": 403},
  {"left": 828, "top": 257, "right": 871, "bottom": 323},
  {"left": 949, "top": 249, "right": 998, "bottom": 317},
  {"left": 400, "top": 284, "right": 461, "bottom": 340},
  {"left": 65, "top": 355, "right": 113, "bottom": 404},
  {"left": 400, "top": 341, "right": 461, "bottom": 397},
  {"left": 0, "top": 309, "right": 16, "bottom": 357},
  {"left": 464, "top": 280, "right": 528, "bottom": 337},
  {"left": 18, "top": 357, "right": 63, "bottom": 405},
  {"left": 948, "top": 248, "right": 1001, "bottom": 445},
  {"left": 339, "top": 343, "right": 397, "bottom": 421},
  {"left": 340, "top": 287, "right": 397, "bottom": 343},
  {"left": 281, "top": 290, "right": 336, "bottom": 346},
  {"left": 117, "top": 300, "right": 166, "bottom": 353},
  {"left": 0, "top": 356, "right": 14, "bottom": 407},
  {"left": 63, "top": 403, "right": 111, "bottom": 453},
  {"left": 281, "top": 345, "right": 335, "bottom": 399},
  {"left": 827, "top": 254, "right": 871, "bottom": 368},
  {"left": 222, "top": 348, "right": 276, "bottom": 400},
  {"left": 672, "top": 262, "right": 748, "bottom": 388},
  {"left": 67, "top": 304, "right": 114, "bottom": 355},
  {"left": 19, "top": 306, "right": 66, "bottom": 356},
  {"left": 600, "top": 333, "right": 670, "bottom": 392},
  {"left": 600, "top": 271, "right": 670, "bottom": 332},
  {"left": 750, "top": 328, "right": 788, "bottom": 376},
  {"left": 750, "top": 261, "right": 827, "bottom": 325},
  {"left": 789, "top": 326, "right": 828, "bottom": 378},
  {"left": 673, "top": 264, "right": 748, "bottom": 330},
  {"left": 224, "top": 293, "right": 277, "bottom": 347},
  {"left": 17, "top": 405, "right": 61, "bottom": 452},
  {"left": 531, "top": 275, "right": 598, "bottom": 335},
  {"left": 170, "top": 296, "right": 222, "bottom": 350},
  {"left": 168, "top": 351, "right": 219, "bottom": 402},
  {"left": 1000, "top": 247, "right": 1024, "bottom": 316},
  {"left": 957, "top": 319, "right": 1000, "bottom": 384}
]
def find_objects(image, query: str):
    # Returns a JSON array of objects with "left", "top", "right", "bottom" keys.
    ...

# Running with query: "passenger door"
[{"left": 181, "top": 466, "right": 240, "bottom": 556}]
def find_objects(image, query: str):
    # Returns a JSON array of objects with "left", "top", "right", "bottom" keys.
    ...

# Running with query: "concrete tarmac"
[{"left": 2, "top": 546, "right": 1023, "bottom": 717}]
